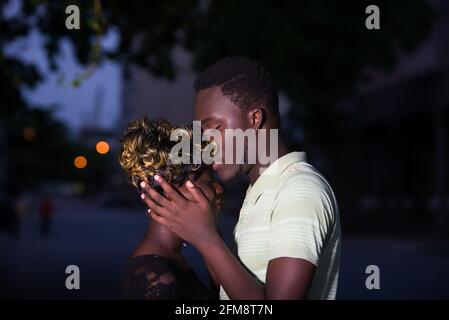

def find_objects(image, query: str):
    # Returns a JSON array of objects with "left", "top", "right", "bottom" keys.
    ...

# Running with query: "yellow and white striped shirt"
[{"left": 219, "top": 152, "right": 341, "bottom": 300}]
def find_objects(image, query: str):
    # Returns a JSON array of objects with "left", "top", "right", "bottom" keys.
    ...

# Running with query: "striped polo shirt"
[{"left": 219, "top": 152, "right": 341, "bottom": 300}]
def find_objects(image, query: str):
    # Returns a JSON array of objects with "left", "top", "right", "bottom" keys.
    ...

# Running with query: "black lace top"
[{"left": 121, "top": 254, "right": 213, "bottom": 300}]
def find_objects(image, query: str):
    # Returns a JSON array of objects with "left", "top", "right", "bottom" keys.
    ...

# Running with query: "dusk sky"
[{"left": 5, "top": 25, "right": 121, "bottom": 135}]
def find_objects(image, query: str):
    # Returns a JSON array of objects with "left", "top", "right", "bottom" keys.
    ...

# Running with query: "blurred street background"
[
  {"left": 1, "top": 0, "right": 449, "bottom": 299},
  {"left": 1, "top": 196, "right": 449, "bottom": 299}
]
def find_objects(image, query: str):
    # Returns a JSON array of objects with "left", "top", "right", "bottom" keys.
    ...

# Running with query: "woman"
[{"left": 119, "top": 117, "right": 223, "bottom": 300}]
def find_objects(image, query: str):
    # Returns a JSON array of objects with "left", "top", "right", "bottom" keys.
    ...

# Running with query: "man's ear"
[{"left": 248, "top": 108, "right": 265, "bottom": 129}]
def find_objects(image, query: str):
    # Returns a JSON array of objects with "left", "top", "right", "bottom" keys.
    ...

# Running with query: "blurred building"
[
  {"left": 336, "top": 0, "right": 449, "bottom": 233},
  {"left": 119, "top": 2, "right": 449, "bottom": 233},
  {"left": 73, "top": 85, "right": 122, "bottom": 199},
  {"left": 121, "top": 47, "right": 196, "bottom": 130},
  {"left": 0, "top": 124, "right": 6, "bottom": 194}
]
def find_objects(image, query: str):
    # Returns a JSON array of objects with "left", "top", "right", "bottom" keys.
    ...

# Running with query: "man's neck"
[{"left": 247, "top": 136, "right": 288, "bottom": 185}]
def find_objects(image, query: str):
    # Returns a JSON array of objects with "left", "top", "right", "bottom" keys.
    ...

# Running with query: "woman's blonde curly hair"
[{"left": 119, "top": 117, "right": 208, "bottom": 191}]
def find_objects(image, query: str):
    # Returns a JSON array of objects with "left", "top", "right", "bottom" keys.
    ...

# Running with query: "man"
[{"left": 141, "top": 56, "right": 341, "bottom": 299}]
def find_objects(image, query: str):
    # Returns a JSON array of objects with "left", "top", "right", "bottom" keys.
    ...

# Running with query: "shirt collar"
[{"left": 245, "top": 152, "right": 307, "bottom": 204}]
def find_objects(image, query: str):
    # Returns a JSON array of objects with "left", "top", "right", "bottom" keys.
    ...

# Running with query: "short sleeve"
[{"left": 268, "top": 172, "right": 334, "bottom": 266}]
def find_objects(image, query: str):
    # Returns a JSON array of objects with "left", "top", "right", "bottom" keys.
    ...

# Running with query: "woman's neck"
[{"left": 133, "top": 221, "right": 183, "bottom": 258}]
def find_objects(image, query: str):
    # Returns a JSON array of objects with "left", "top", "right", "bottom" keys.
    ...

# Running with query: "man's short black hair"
[{"left": 194, "top": 56, "right": 279, "bottom": 120}]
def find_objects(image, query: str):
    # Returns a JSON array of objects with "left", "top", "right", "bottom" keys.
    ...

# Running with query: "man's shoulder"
[
  {"left": 271, "top": 162, "right": 338, "bottom": 226},
  {"left": 278, "top": 161, "right": 333, "bottom": 195}
]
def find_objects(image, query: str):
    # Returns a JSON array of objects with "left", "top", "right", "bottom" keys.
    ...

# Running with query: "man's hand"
[{"left": 140, "top": 175, "right": 219, "bottom": 247}]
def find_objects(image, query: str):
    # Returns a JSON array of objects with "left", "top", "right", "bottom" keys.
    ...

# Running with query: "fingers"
[
  {"left": 140, "top": 193, "right": 170, "bottom": 217},
  {"left": 149, "top": 212, "right": 169, "bottom": 228},
  {"left": 186, "top": 180, "right": 208, "bottom": 204},
  {"left": 140, "top": 180, "right": 174, "bottom": 208},
  {"left": 154, "top": 175, "right": 186, "bottom": 202},
  {"left": 146, "top": 185, "right": 171, "bottom": 207},
  {"left": 140, "top": 181, "right": 163, "bottom": 201}
]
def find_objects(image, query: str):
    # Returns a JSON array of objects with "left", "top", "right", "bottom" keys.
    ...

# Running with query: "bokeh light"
[
  {"left": 74, "top": 155, "right": 88, "bottom": 169},
  {"left": 96, "top": 141, "right": 110, "bottom": 154}
]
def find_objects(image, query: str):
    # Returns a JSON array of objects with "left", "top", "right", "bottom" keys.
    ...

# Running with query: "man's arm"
[
  {"left": 265, "top": 257, "right": 315, "bottom": 299},
  {"left": 195, "top": 232, "right": 315, "bottom": 299}
]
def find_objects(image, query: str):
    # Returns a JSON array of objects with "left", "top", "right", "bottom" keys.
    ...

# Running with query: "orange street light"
[
  {"left": 74, "top": 156, "right": 88, "bottom": 169},
  {"left": 96, "top": 141, "right": 110, "bottom": 155}
]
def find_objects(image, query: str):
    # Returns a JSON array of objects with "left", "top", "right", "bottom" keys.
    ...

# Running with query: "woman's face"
[{"left": 179, "top": 168, "right": 224, "bottom": 211}]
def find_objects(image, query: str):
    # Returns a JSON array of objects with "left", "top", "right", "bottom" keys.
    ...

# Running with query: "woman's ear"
[{"left": 248, "top": 108, "right": 265, "bottom": 129}]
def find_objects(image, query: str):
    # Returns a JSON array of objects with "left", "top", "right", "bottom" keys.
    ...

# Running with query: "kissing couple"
[{"left": 119, "top": 57, "right": 341, "bottom": 300}]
